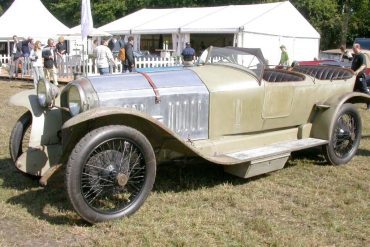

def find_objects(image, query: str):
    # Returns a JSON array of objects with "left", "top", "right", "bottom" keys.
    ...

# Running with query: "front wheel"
[
  {"left": 323, "top": 104, "right": 362, "bottom": 165},
  {"left": 65, "top": 125, "right": 156, "bottom": 223}
]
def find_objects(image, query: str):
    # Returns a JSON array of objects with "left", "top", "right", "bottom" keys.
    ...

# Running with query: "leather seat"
[
  {"left": 292, "top": 65, "right": 354, "bottom": 80},
  {"left": 263, "top": 69, "right": 305, "bottom": 82}
]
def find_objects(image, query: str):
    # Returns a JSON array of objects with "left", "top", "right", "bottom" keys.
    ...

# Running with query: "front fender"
[
  {"left": 9, "top": 90, "right": 63, "bottom": 176},
  {"left": 9, "top": 89, "right": 62, "bottom": 147},
  {"left": 311, "top": 92, "right": 369, "bottom": 140},
  {"left": 61, "top": 107, "right": 199, "bottom": 163},
  {"left": 61, "top": 107, "right": 242, "bottom": 166}
]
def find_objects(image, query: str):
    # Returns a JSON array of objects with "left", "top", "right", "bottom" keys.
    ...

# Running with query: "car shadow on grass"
[
  {"left": 0, "top": 152, "right": 325, "bottom": 225},
  {"left": 289, "top": 147, "right": 328, "bottom": 166},
  {"left": 154, "top": 159, "right": 270, "bottom": 193},
  {"left": 0, "top": 158, "right": 87, "bottom": 226},
  {"left": 357, "top": 148, "right": 370, "bottom": 157}
]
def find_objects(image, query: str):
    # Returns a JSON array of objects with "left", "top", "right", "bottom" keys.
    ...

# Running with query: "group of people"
[
  {"left": 93, "top": 37, "right": 197, "bottom": 75},
  {"left": 10, "top": 35, "right": 67, "bottom": 87},
  {"left": 93, "top": 36, "right": 135, "bottom": 75}
]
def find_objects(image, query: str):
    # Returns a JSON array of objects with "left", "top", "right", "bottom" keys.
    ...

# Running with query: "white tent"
[
  {"left": 64, "top": 25, "right": 112, "bottom": 37},
  {"left": 0, "top": 0, "right": 71, "bottom": 40},
  {"left": 99, "top": 1, "right": 320, "bottom": 64}
]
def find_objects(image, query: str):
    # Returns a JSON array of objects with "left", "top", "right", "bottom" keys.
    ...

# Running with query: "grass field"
[{"left": 0, "top": 80, "right": 369, "bottom": 246}]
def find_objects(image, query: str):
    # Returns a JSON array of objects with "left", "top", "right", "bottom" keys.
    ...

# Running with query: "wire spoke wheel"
[
  {"left": 66, "top": 125, "right": 156, "bottom": 223},
  {"left": 332, "top": 113, "right": 357, "bottom": 158},
  {"left": 81, "top": 138, "right": 146, "bottom": 213},
  {"left": 323, "top": 104, "right": 362, "bottom": 165}
]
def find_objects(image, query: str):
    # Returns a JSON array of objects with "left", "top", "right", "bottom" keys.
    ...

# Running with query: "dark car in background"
[{"left": 354, "top": 38, "right": 370, "bottom": 50}]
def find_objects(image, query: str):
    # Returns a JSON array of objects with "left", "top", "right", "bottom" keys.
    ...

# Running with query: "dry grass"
[{"left": 0, "top": 79, "right": 369, "bottom": 246}]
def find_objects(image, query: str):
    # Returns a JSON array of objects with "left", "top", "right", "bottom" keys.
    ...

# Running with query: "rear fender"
[{"left": 311, "top": 92, "right": 369, "bottom": 140}]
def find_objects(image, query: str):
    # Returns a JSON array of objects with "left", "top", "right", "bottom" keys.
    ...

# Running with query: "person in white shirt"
[
  {"left": 30, "top": 40, "right": 44, "bottom": 88},
  {"left": 93, "top": 39, "right": 117, "bottom": 75}
]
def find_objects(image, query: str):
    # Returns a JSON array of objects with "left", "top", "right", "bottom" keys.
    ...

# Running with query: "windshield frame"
[{"left": 198, "top": 46, "right": 266, "bottom": 81}]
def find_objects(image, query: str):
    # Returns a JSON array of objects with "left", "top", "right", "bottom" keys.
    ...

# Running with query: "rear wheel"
[
  {"left": 65, "top": 125, "right": 156, "bottom": 223},
  {"left": 9, "top": 111, "right": 32, "bottom": 164},
  {"left": 323, "top": 104, "right": 362, "bottom": 165}
]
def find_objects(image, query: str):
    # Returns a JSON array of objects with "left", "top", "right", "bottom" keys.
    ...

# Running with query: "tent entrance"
[
  {"left": 141, "top": 34, "right": 173, "bottom": 54},
  {"left": 190, "top": 34, "right": 234, "bottom": 56}
]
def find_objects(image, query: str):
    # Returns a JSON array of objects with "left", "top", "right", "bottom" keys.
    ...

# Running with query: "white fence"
[{"left": 0, "top": 54, "right": 183, "bottom": 78}]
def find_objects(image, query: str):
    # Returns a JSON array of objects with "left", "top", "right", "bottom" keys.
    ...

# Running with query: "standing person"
[
  {"left": 181, "top": 42, "right": 195, "bottom": 66},
  {"left": 30, "top": 40, "right": 44, "bottom": 88},
  {"left": 123, "top": 36, "right": 135, "bottom": 73},
  {"left": 93, "top": 39, "right": 117, "bottom": 75},
  {"left": 42, "top": 38, "right": 58, "bottom": 86},
  {"left": 21, "top": 37, "right": 33, "bottom": 77},
  {"left": 351, "top": 43, "right": 370, "bottom": 109},
  {"left": 108, "top": 36, "right": 124, "bottom": 72},
  {"left": 108, "top": 36, "right": 122, "bottom": 58},
  {"left": 9, "top": 35, "right": 23, "bottom": 79},
  {"left": 91, "top": 39, "right": 98, "bottom": 74},
  {"left": 278, "top": 45, "right": 289, "bottom": 67},
  {"left": 339, "top": 45, "right": 353, "bottom": 61},
  {"left": 56, "top": 36, "right": 67, "bottom": 77}
]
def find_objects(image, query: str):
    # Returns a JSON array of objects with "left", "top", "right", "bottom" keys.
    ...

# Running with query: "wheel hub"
[{"left": 116, "top": 173, "right": 128, "bottom": 187}]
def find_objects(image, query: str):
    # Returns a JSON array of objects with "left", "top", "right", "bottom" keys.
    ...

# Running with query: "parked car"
[
  {"left": 296, "top": 49, "right": 352, "bottom": 67},
  {"left": 9, "top": 46, "right": 370, "bottom": 223},
  {"left": 354, "top": 37, "right": 370, "bottom": 50},
  {"left": 133, "top": 50, "right": 159, "bottom": 59}
]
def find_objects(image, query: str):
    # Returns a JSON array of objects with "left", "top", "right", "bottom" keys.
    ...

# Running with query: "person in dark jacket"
[
  {"left": 181, "top": 42, "right": 195, "bottom": 66},
  {"left": 9, "top": 35, "right": 23, "bottom": 79},
  {"left": 351, "top": 43, "right": 370, "bottom": 109},
  {"left": 124, "top": 36, "right": 135, "bottom": 73},
  {"left": 108, "top": 36, "right": 124, "bottom": 58},
  {"left": 42, "top": 38, "right": 58, "bottom": 85},
  {"left": 21, "top": 37, "right": 33, "bottom": 77}
]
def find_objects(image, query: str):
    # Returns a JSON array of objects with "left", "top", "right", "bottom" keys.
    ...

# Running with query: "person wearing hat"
[
  {"left": 279, "top": 45, "right": 289, "bottom": 67},
  {"left": 181, "top": 42, "right": 195, "bottom": 66}
]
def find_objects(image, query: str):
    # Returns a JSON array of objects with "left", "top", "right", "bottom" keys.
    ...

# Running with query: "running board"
[{"left": 222, "top": 138, "right": 328, "bottom": 178}]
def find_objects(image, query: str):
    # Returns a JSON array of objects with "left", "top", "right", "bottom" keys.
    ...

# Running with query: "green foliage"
[
  {"left": 291, "top": 0, "right": 342, "bottom": 49},
  {"left": 42, "top": 0, "right": 80, "bottom": 27},
  {"left": 93, "top": 0, "right": 127, "bottom": 27}
]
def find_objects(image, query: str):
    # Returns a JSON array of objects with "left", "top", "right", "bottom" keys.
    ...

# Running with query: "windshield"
[{"left": 199, "top": 47, "right": 265, "bottom": 78}]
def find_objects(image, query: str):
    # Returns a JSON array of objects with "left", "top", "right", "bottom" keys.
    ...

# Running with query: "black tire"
[
  {"left": 323, "top": 104, "right": 362, "bottom": 165},
  {"left": 65, "top": 125, "right": 156, "bottom": 223},
  {"left": 9, "top": 111, "right": 32, "bottom": 164}
]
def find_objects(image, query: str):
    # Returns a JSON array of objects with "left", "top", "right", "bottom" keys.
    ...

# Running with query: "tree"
[{"left": 41, "top": 0, "right": 126, "bottom": 28}]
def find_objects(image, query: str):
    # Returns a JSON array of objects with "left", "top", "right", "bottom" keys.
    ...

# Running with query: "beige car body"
[{"left": 10, "top": 61, "right": 370, "bottom": 183}]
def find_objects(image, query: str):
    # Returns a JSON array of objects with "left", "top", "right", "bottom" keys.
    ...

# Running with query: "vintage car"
[{"left": 9, "top": 46, "right": 370, "bottom": 223}]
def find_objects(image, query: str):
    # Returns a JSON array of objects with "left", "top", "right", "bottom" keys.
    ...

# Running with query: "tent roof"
[
  {"left": 63, "top": 25, "right": 112, "bottom": 37},
  {"left": 99, "top": 1, "right": 320, "bottom": 39},
  {"left": 0, "top": 0, "right": 70, "bottom": 39},
  {"left": 99, "top": 8, "right": 175, "bottom": 35}
]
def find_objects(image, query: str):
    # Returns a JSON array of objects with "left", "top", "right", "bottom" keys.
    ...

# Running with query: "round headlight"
[
  {"left": 68, "top": 85, "right": 86, "bottom": 116},
  {"left": 37, "top": 79, "right": 59, "bottom": 108}
]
